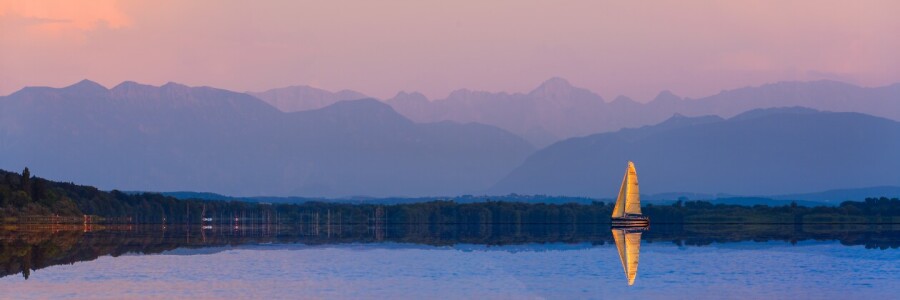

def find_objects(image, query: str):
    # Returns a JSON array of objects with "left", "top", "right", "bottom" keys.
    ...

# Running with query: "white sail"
[
  {"left": 612, "top": 170, "right": 628, "bottom": 218},
  {"left": 624, "top": 162, "right": 641, "bottom": 215},
  {"left": 612, "top": 161, "right": 641, "bottom": 218}
]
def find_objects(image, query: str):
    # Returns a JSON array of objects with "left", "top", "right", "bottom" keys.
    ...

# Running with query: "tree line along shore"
[{"left": 2, "top": 168, "right": 898, "bottom": 224}]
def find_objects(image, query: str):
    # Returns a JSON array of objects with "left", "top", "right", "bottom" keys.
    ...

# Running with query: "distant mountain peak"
[
  {"left": 335, "top": 89, "right": 367, "bottom": 99},
  {"left": 652, "top": 90, "right": 681, "bottom": 103},
  {"left": 528, "top": 77, "right": 603, "bottom": 103},
  {"left": 319, "top": 98, "right": 398, "bottom": 115},
  {"left": 612, "top": 113, "right": 724, "bottom": 140},
  {"left": 110, "top": 81, "right": 159, "bottom": 98},
  {"left": 113, "top": 80, "right": 140, "bottom": 88},
  {"left": 252, "top": 84, "right": 367, "bottom": 99},
  {"left": 392, "top": 91, "right": 429, "bottom": 102},
  {"left": 162, "top": 82, "right": 189, "bottom": 89},
  {"left": 448, "top": 88, "right": 476, "bottom": 98},
  {"left": 158, "top": 82, "right": 195, "bottom": 97},
  {"left": 528, "top": 77, "right": 575, "bottom": 95},
  {"left": 64, "top": 79, "right": 107, "bottom": 94},
  {"left": 538, "top": 77, "right": 573, "bottom": 89},
  {"left": 249, "top": 85, "right": 370, "bottom": 112},
  {"left": 112, "top": 81, "right": 153, "bottom": 90},
  {"left": 300, "top": 98, "right": 416, "bottom": 129}
]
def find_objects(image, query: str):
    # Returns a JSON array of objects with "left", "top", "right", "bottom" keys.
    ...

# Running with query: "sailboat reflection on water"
[{"left": 612, "top": 227, "right": 644, "bottom": 286}]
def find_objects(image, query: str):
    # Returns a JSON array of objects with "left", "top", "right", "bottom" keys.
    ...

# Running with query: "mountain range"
[
  {"left": 0, "top": 80, "right": 533, "bottom": 197},
  {"left": 254, "top": 78, "right": 900, "bottom": 147},
  {"left": 490, "top": 107, "right": 900, "bottom": 197},
  {"left": 249, "top": 85, "right": 367, "bottom": 112},
  {"left": 2, "top": 79, "right": 899, "bottom": 199}
]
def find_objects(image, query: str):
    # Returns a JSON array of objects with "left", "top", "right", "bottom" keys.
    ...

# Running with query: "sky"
[{"left": 1, "top": 0, "right": 899, "bottom": 101}]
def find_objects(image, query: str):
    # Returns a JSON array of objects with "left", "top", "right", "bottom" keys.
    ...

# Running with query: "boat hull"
[{"left": 611, "top": 216, "right": 650, "bottom": 227}]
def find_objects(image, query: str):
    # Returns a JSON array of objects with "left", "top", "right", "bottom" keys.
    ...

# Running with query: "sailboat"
[
  {"left": 611, "top": 161, "right": 649, "bottom": 227},
  {"left": 612, "top": 228, "right": 643, "bottom": 286}
]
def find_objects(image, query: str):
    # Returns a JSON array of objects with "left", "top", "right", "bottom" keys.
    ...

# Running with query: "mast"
[{"left": 624, "top": 161, "right": 641, "bottom": 215}]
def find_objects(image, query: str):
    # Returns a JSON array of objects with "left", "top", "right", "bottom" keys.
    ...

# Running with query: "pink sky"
[{"left": 1, "top": 0, "right": 898, "bottom": 101}]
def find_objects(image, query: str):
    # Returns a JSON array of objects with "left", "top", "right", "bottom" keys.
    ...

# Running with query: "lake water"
[{"left": 1, "top": 224, "right": 898, "bottom": 299}]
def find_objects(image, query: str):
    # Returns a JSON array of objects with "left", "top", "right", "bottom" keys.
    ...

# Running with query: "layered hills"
[
  {"left": 255, "top": 78, "right": 900, "bottom": 147},
  {"left": 490, "top": 107, "right": 900, "bottom": 197},
  {"left": 0, "top": 80, "right": 533, "bottom": 197}
]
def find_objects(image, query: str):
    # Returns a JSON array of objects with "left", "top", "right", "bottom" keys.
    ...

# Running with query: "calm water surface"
[{"left": 1, "top": 224, "right": 897, "bottom": 299}]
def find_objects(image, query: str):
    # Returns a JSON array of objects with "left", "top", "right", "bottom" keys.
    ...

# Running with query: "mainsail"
[
  {"left": 612, "top": 161, "right": 641, "bottom": 218},
  {"left": 612, "top": 229, "right": 642, "bottom": 286}
]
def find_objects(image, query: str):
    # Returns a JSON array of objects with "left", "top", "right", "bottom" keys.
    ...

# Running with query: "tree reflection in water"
[{"left": 1, "top": 223, "right": 898, "bottom": 280}]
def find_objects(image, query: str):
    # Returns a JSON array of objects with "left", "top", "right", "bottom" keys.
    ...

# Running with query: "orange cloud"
[{"left": 0, "top": 0, "right": 130, "bottom": 32}]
